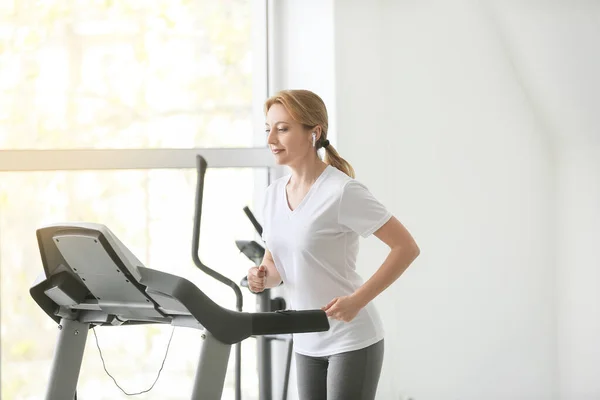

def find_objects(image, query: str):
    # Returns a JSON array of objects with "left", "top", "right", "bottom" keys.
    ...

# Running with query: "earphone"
[{"left": 312, "top": 132, "right": 316, "bottom": 147}]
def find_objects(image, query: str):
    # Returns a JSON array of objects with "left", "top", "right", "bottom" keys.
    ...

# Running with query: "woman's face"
[{"left": 265, "top": 103, "right": 316, "bottom": 167}]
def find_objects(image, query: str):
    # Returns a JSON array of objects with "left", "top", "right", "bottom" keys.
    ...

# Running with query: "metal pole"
[
  {"left": 45, "top": 318, "right": 89, "bottom": 400},
  {"left": 236, "top": 342, "right": 242, "bottom": 400},
  {"left": 191, "top": 330, "right": 232, "bottom": 400},
  {"left": 257, "top": 290, "right": 272, "bottom": 400},
  {"left": 281, "top": 338, "right": 294, "bottom": 400}
]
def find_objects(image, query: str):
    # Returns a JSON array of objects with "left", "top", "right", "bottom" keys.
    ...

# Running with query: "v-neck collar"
[{"left": 283, "top": 165, "right": 331, "bottom": 215}]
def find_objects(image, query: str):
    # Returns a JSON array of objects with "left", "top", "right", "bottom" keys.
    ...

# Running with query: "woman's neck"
[{"left": 288, "top": 159, "right": 328, "bottom": 188}]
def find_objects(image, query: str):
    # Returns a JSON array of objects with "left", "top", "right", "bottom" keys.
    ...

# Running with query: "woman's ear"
[{"left": 313, "top": 126, "right": 322, "bottom": 142}]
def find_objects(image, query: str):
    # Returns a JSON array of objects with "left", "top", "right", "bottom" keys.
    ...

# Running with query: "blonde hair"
[{"left": 264, "top": 89, "right": 355, "bottom": 178}]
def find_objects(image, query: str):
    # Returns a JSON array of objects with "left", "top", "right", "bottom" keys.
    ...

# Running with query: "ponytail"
[{"left": 323, "top": 144, "right": 355, "bottom": 179}]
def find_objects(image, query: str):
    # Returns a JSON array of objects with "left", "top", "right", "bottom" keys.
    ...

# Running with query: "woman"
[{"left": 247, "top": 89, "right": 420, "bottom": 400}]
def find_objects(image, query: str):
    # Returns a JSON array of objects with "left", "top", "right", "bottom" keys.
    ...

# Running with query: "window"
[
  {"left": 1, "top": 168, "right": 267, "bottom": 399},
  {"left": 0, "top": 0, "right": 273, "bottom": 398},
  {"left": 0, "top": 0, "right": 266, "bottom": 149}
]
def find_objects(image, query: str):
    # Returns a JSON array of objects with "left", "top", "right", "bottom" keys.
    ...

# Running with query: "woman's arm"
[
  {"left": 352, "top": 216, "right": 420, "bottom": 307},
  {"left": 323, "top": 216, "right": 419, "bottom": 321}
]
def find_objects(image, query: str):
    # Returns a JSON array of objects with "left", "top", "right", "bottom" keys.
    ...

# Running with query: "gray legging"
[{"left": 295, "top": 339, "right": 384, "bottom": 400}]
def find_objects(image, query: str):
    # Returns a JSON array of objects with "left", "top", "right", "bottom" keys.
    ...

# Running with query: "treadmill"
[{"left": 29, "top": 155, "right": 329, "bottom": 400}]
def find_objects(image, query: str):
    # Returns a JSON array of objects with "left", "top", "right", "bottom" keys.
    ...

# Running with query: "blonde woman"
[{"left": 247, "top": 90, "right": 420, "bottom": 400}]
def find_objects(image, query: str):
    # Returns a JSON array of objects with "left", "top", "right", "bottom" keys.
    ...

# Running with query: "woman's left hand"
[{"left": 322, "top": 295, "right": 364, "bottom": 322}]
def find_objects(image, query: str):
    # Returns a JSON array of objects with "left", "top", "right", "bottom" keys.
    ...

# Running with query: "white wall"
[
  {"left": 270, "top": 0, "right": 600, "bottom": 399},
  {"left": 556, "top": 144, "right": 600, "bottom": 400},
  {"left": 268, "top": 0, "right": 337, "bottom": 144},
  {"left": 335, "top": 1, "right": 556, "bottom": 399},
  {"left": 490, "top": 3, "right": 600, "bottom": 398}
]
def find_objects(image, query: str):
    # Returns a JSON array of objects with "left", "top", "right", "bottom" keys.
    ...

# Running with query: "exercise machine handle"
[
  {"left": 192, "top": 155, "right": 243, "bottom": 312},
  {"left": 243, "top": 206, "right": 263, "bottom": 236},
  {"left": 251, "top": 310, "right": 329, "bottom": 336}
]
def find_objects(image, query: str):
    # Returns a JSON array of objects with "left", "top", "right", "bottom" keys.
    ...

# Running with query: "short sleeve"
[{"left": 338, "top": 180, "right": 392, "bottom": 238}]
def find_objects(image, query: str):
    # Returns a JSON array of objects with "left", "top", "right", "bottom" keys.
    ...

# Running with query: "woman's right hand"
[{"left": 247, "top": 265, "right": 267, "bottom": 293}]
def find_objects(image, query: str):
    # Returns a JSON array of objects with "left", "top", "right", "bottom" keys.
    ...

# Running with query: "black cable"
[{"left": 92, "top": 326, "right": 175, "bottom": 396}]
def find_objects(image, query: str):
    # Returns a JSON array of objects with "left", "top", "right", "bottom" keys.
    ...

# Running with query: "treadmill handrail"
[{"left": 138, "top": 267, "right": 329, "bottom": 344}]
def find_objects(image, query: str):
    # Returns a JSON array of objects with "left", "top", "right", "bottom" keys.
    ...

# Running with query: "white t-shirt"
[{"left": 261, "top": 165, "right": 392, "bottom": 357}]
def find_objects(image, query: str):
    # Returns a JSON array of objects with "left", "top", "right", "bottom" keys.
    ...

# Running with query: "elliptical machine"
[
  {"left": 29, "top": 155, "right": 329, "bottom": 400},
  {"left": 235, "top": 206, "right": 294, "bottom": 400}
]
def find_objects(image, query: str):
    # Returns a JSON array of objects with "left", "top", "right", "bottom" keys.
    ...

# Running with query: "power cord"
[{"left": 92, "top": 326, "right": 176, "bottom": 396}]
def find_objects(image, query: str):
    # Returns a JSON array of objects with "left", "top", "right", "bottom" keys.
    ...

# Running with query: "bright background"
[{"left": 2, "top": 1, "right": 600, "bottom": 400}]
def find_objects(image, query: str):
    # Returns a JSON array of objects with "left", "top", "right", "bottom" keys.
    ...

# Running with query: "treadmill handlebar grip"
[{"left": 251, "top": 309, "right": 329, "bottom": 336}]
